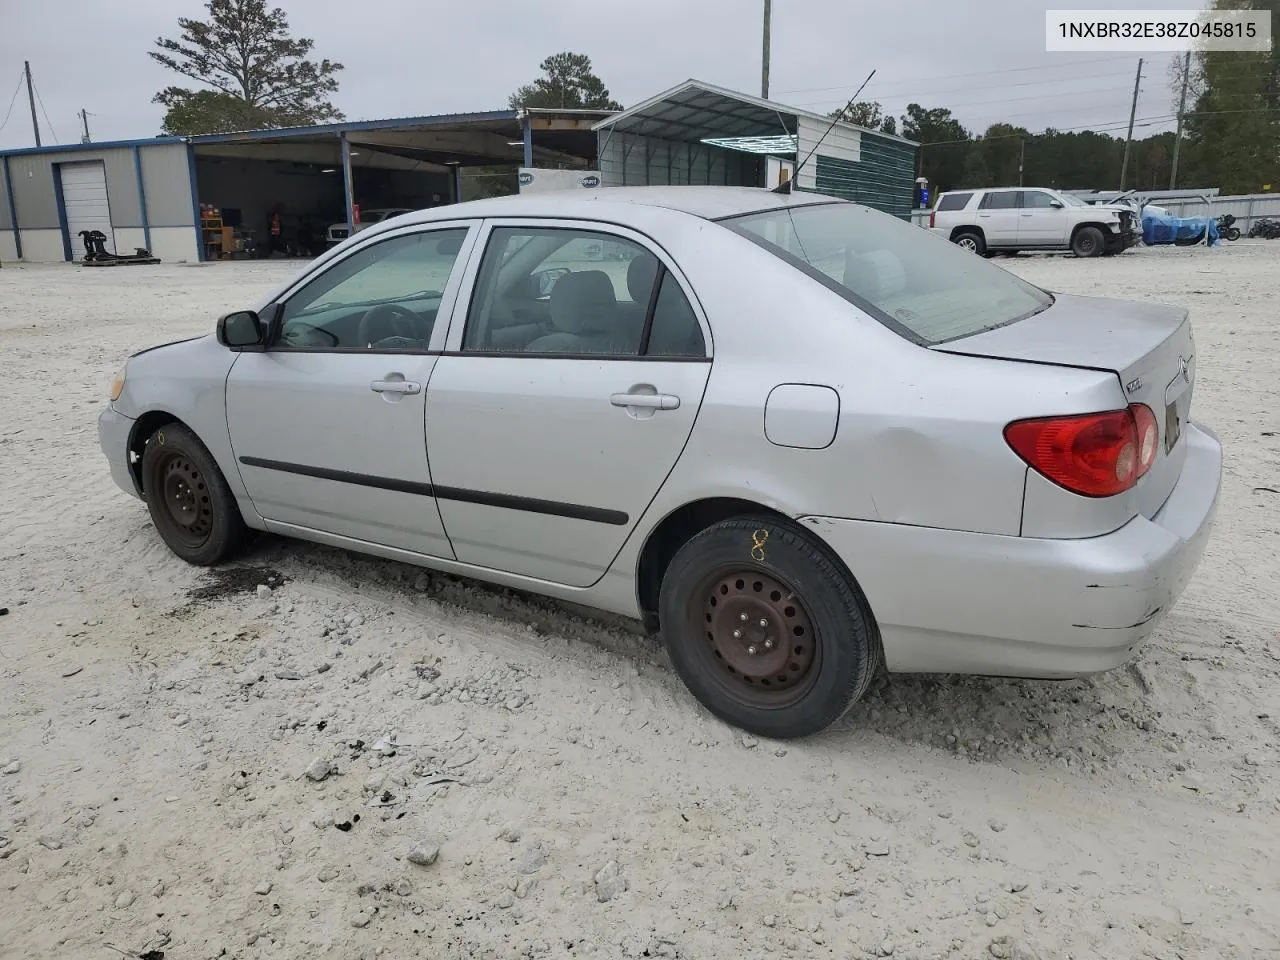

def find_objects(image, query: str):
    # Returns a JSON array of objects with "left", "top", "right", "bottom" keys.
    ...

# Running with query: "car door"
[
  {"left": 423, "top": 219, "right": 713, "bottom": 588},
  {"left": 1016, "top": 189, "right": 1069, "bottom": 246},
  {"left": 975, "top": 190, "right": 1020, "bottom": 246},
  {"left": 225, "top": 221, "right": 480, "bottom": 557}
]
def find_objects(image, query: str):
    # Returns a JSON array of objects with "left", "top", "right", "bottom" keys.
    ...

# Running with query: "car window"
[
  {"left": 936, "top": 192, "right": 972, "bottom": 212},
  {"left": 721, "top": 201, "right": 1052, "bottom": 345},
  {"left": 276, "top": 228, "right": 468, "bottom": 351},
  {"left": 644, "top": 272, "right": 706, "bottom": 358},
  {"left": 462, "top": 226, "right": 664, "bottom": 356},
  {"left": 1019, "top": 191, "right": 1057, "bottom": 209},
  {"left": 978, "top": 192, "right": 1019, "bottom": 210}
]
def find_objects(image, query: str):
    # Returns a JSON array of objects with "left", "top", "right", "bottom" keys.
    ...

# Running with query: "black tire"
[
  {"left": 140, "top": 422, "right": 250, "bottom": 566},
  {"left": 1225, "top": 227, "right": 1241, "bottom": 241},
  {"left": 1071, "top": 226, "right": 1105, "bottom": 258},
  {"left": 953, "top": 230, "right": 985, "bottom": 255},
  {"left": 657, "top": 516, "right": 881, "bottom": 739}
]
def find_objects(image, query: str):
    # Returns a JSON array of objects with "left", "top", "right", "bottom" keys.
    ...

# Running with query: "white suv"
[{"left": 928, "top": 187, "right": 1138, "bottom": 258}]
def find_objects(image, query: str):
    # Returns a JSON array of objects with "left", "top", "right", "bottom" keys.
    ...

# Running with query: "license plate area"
[{"left": 1164, "top": 400, "right": 1182, "bottom": 453}]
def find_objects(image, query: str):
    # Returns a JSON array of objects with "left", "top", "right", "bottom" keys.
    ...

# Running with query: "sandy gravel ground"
[{"left": 1, "top": 242, "right": 1278, "bottom": 960}]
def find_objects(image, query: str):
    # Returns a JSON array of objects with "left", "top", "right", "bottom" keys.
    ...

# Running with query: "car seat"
[{"left": 525, "top": 270, "right": 624, "bottom": 354}]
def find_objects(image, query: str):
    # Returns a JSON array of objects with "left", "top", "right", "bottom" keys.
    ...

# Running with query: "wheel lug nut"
[
  {"left": 759, "top": 619, "right": 768, "bottom": 628},
  {"left": 747, "top": 645, "right": 758, "bottom": 655},
  {"left": 739, "top": 612, "right": 749, "bottom": 622},
  {"left": 732, "top": 629, "right": 742, "bottom": 639},
  {"left": 764, "top": 639, "right": 773, "bottom": 650}
]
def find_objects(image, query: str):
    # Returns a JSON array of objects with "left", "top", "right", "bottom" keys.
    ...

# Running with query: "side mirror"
[
  {"left": 1049, "top": 200, "right": 1064, "bottom": 209},
  {"left": 217, "top": 310, "right": 265, "bottom": 349}
]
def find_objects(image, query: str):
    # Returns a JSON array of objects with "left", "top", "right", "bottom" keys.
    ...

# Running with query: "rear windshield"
[
  {"left": 936, "top": 192, "right": 972, "bottom": 211},
  {"left": 719, "top": 201, "right": 1053, "bottom": 345}
]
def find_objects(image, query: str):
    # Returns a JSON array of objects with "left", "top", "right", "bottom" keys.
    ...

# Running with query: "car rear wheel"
[
  {"left": 141, "top": 423, "right": 251, "bottom": 566},
  {"left": 1071, "top": 226, "right": 1105, "bottom": 258},
  {"left": 953, "top": 231, "right": 985, "bottom": 255},
  {"left": 658, "top": 516, "right": 881, "bottom": 739}
]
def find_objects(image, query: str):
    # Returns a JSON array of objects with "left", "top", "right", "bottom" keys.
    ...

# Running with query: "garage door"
[{"left": 60, "top": 161, "right": 115, "bottom": 258}]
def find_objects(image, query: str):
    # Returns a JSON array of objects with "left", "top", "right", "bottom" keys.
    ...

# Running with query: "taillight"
[
  {"left": 929, "top": 209, "right": 936, "bottom": 228},
  {"left": 1004, "top": 403, "right": 1158, "bottom": 498}
]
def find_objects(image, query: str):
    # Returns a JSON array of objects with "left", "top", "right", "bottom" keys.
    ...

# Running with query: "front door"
[
  {"left": 1016, "top": 189, "right": 1070, "bottom": 246},
  {"left": 226, "top": 223, "right": 478, "bottom": 557},
  {"left": 976, "top": 190, "right": 1020, "bottom": 246},
  {"left": 424, "top": 220, "right": 713, "bottom": 587}
]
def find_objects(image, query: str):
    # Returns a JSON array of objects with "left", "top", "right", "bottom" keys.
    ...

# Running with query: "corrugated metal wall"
[
  {"left": 598, "top": 133, "right": 762, "bottom": 188},
  {"left": 1, "top": 142, "right": 195, "bottom": 230},
  {"left": 804, "top": 136, "right": 917, "bottom": 218},
  {"left": 140, "top": 144, "right": 198, "bottom": 227}
]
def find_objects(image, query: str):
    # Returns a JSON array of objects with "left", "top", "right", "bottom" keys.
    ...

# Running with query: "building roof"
[{"left": 591, "top": 79, "right": 918, "bottom": 148}]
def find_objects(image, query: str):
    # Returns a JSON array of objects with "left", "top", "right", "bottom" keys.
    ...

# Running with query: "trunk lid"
[{"left": 937, "top": 292, "right": 1196, "bottom": 518}]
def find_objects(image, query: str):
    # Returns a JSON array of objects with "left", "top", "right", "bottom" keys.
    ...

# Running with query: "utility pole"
[
  {"left": 761, "top": 0, "right": 772, "bottom": 99},
  {"left": 1119, "top": 57, "right": 1143, "bottom": 190},
  {"left": 1018, "top": 138, "right": 1025, "bottom": 186},
  {"left": 78, "top": 109, "right": 91, "bottom": 143},
  {"left": 24, "top": 61, "right": 41, "bottom": 148},
  {"left": 1169, "top": 50, "right": 1191, "bottom": 189}
]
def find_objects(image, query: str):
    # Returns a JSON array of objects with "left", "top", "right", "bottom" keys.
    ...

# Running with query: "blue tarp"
[{"left": 1141, "top": 208, "right": 1219, "bottom": 246}]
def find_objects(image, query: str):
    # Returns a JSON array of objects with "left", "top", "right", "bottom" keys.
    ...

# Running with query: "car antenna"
[{"left": 773, "top": 68, "right": 876, "bottom": 195}]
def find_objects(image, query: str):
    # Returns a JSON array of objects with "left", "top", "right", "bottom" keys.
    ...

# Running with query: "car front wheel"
[
  {"left": 141, "top": 423, "right": 251, "bottom": 566},
  {"left": 658, "top": 516, "right": 881, "bottom": 739},
  {"left": 1072, "top": 226, "right": 1105, "bottom": 257}
]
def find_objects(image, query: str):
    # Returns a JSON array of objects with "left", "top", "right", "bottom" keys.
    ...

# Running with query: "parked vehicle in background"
[
  {"left": 98, "top": 186, "right": 1221, "bottom": 740},
  {"left": 326, "top": 208, "right": 416, "bottom": 247},
  {"left": 1247, "top": 217, "right": 1280, "bottom": 239},
  {"left": 929, "top": 187, "right": 1139, "bottom": 258}
]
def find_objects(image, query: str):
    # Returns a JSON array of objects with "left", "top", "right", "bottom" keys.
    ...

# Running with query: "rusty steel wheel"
[
  {"left": 699, "top": 569, "right": 820, "bottom": 708},
  {"left": 658, "top": 517, "right": 881, "bottom": 739},
  {"left": 140, "top": 422, "right": 251, "bottom": 566}
]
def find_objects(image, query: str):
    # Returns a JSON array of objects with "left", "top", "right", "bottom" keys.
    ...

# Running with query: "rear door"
[
  {"left": 423, "top": 219, "right": 713, "bottom": 587},
  {"left": 1016, "top": 190, "right": 1069, "bottom": 246},
  {"left": 976, "top": 190, "right": 1020, "bottom": 246}
]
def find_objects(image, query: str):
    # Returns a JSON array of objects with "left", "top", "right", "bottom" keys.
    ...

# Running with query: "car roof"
[{"left": 395, "top": 186, "right": 843, "bottom": 226}]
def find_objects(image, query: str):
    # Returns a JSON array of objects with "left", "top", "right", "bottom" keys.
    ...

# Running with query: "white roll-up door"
[{"left": 60, "top": 161, "right": 115, "bottom": 258}]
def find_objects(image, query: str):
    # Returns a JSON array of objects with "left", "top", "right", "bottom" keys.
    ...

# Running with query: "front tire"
[
  {"left": 657, "top": 517, "right": 881, "bottom": 739},
  {"left": 1072, "top": 226, "right": 1105, "bottom": 257},
  {"left": 141, "top": 423, "right": 250, "bottom": 566}
]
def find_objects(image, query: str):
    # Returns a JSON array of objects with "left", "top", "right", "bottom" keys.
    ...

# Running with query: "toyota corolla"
[{"left": 98, "top": 186, "right": 1222, "bottom": 739}]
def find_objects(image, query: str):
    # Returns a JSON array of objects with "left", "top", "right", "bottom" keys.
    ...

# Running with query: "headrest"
[
  {"left": 550, "top": 270, "right": 616, "bottom": 333},
  {"left": 627, "top": 253, "right": 660, "bottom": 304},
  {"left": 843, "top": 249, "right": 907, "bottom": 302}
]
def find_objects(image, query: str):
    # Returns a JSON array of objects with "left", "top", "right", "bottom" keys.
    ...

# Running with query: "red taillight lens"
[
  {"left": 929, "top": 209, "right": 936, "bottom": 228},
  {"left": 1004, "top": 404, "right": 1158, "bottom": 498}
]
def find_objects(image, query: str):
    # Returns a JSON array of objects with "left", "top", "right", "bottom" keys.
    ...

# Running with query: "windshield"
[{"left": 720, "top": 202, "right": 1053, "bottom": 345}]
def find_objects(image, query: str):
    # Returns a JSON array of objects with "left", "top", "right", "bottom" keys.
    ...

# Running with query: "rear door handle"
[
  {"left": 611, "top": 392, "right": 680, "bottom": 410},
  {"left": 371, "top": 378, "right": 421, "bottom": 395}
]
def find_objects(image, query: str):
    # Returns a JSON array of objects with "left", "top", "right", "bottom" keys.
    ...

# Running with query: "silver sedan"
[{"left": 98, "top": 186, "right": 1222, "bottom": 739}]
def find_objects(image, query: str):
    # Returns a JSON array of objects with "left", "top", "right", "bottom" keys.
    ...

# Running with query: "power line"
[
  {"left": 793, "top": 82, "right": 1141, "bottom": 114},
  {"left": 32, "top": 81, "right": 58, "bottom": 144},
  {"left": 789, "top": 69, "right": 1139, "bottom": 109},
  {"left": 0, "top": 71, "right": 24, "bottom": 134},
  {"left": 774, "top": 55, "right": 1141, "bottom": 98}
]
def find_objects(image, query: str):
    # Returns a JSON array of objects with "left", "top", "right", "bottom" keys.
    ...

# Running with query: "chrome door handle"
[
  {"left": 611, "top": 392, "right": 680, "bottom": 410},
  {"left": 371, "top": 379, "right": 421, "bottom": 395}
]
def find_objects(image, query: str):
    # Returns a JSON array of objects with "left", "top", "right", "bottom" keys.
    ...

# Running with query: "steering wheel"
[{"left": 357, "top": 303, "right": 419, "bottom": 348}]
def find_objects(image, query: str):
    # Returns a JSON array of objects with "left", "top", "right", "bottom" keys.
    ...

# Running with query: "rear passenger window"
[
  {"left": 936, "top": 193, "right": 972, "bottom": 211},
  {"left": 644, "top": 273, "right": 706, "bottom": 358},
  {"left": 978, "top": 192, "right": 1018, "bottom": 210}
]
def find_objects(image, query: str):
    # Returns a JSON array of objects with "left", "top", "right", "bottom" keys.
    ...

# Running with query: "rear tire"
[
  {"left": 1072, "top": 226, "right": 1105, "bottom": 257},
  {"left": 953, "top": 230, "right": 985, "bottom": 255},
  {"left": 141, "top": 423, "right": 250, "bottom": 566},
  {"left": 657, "top": 516, "right": 881, "bottom": 739}
]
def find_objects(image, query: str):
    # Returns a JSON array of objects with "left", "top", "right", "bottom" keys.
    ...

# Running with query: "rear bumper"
[
  {"left": 803, "top": 422, "right": 1222, "bottom": 678},
  {"left": 98, "top": 404, "right": 141, "bottom": 500}
]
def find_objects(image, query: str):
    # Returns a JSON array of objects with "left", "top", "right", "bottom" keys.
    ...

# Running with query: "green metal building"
[{"left": 593, "top": 80, "right": 919, "bottom": 218}]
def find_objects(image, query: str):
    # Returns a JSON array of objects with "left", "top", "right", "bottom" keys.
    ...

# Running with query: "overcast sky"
[{"left": 1, "top": 0, "right": 1205, "bottom": 151}]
